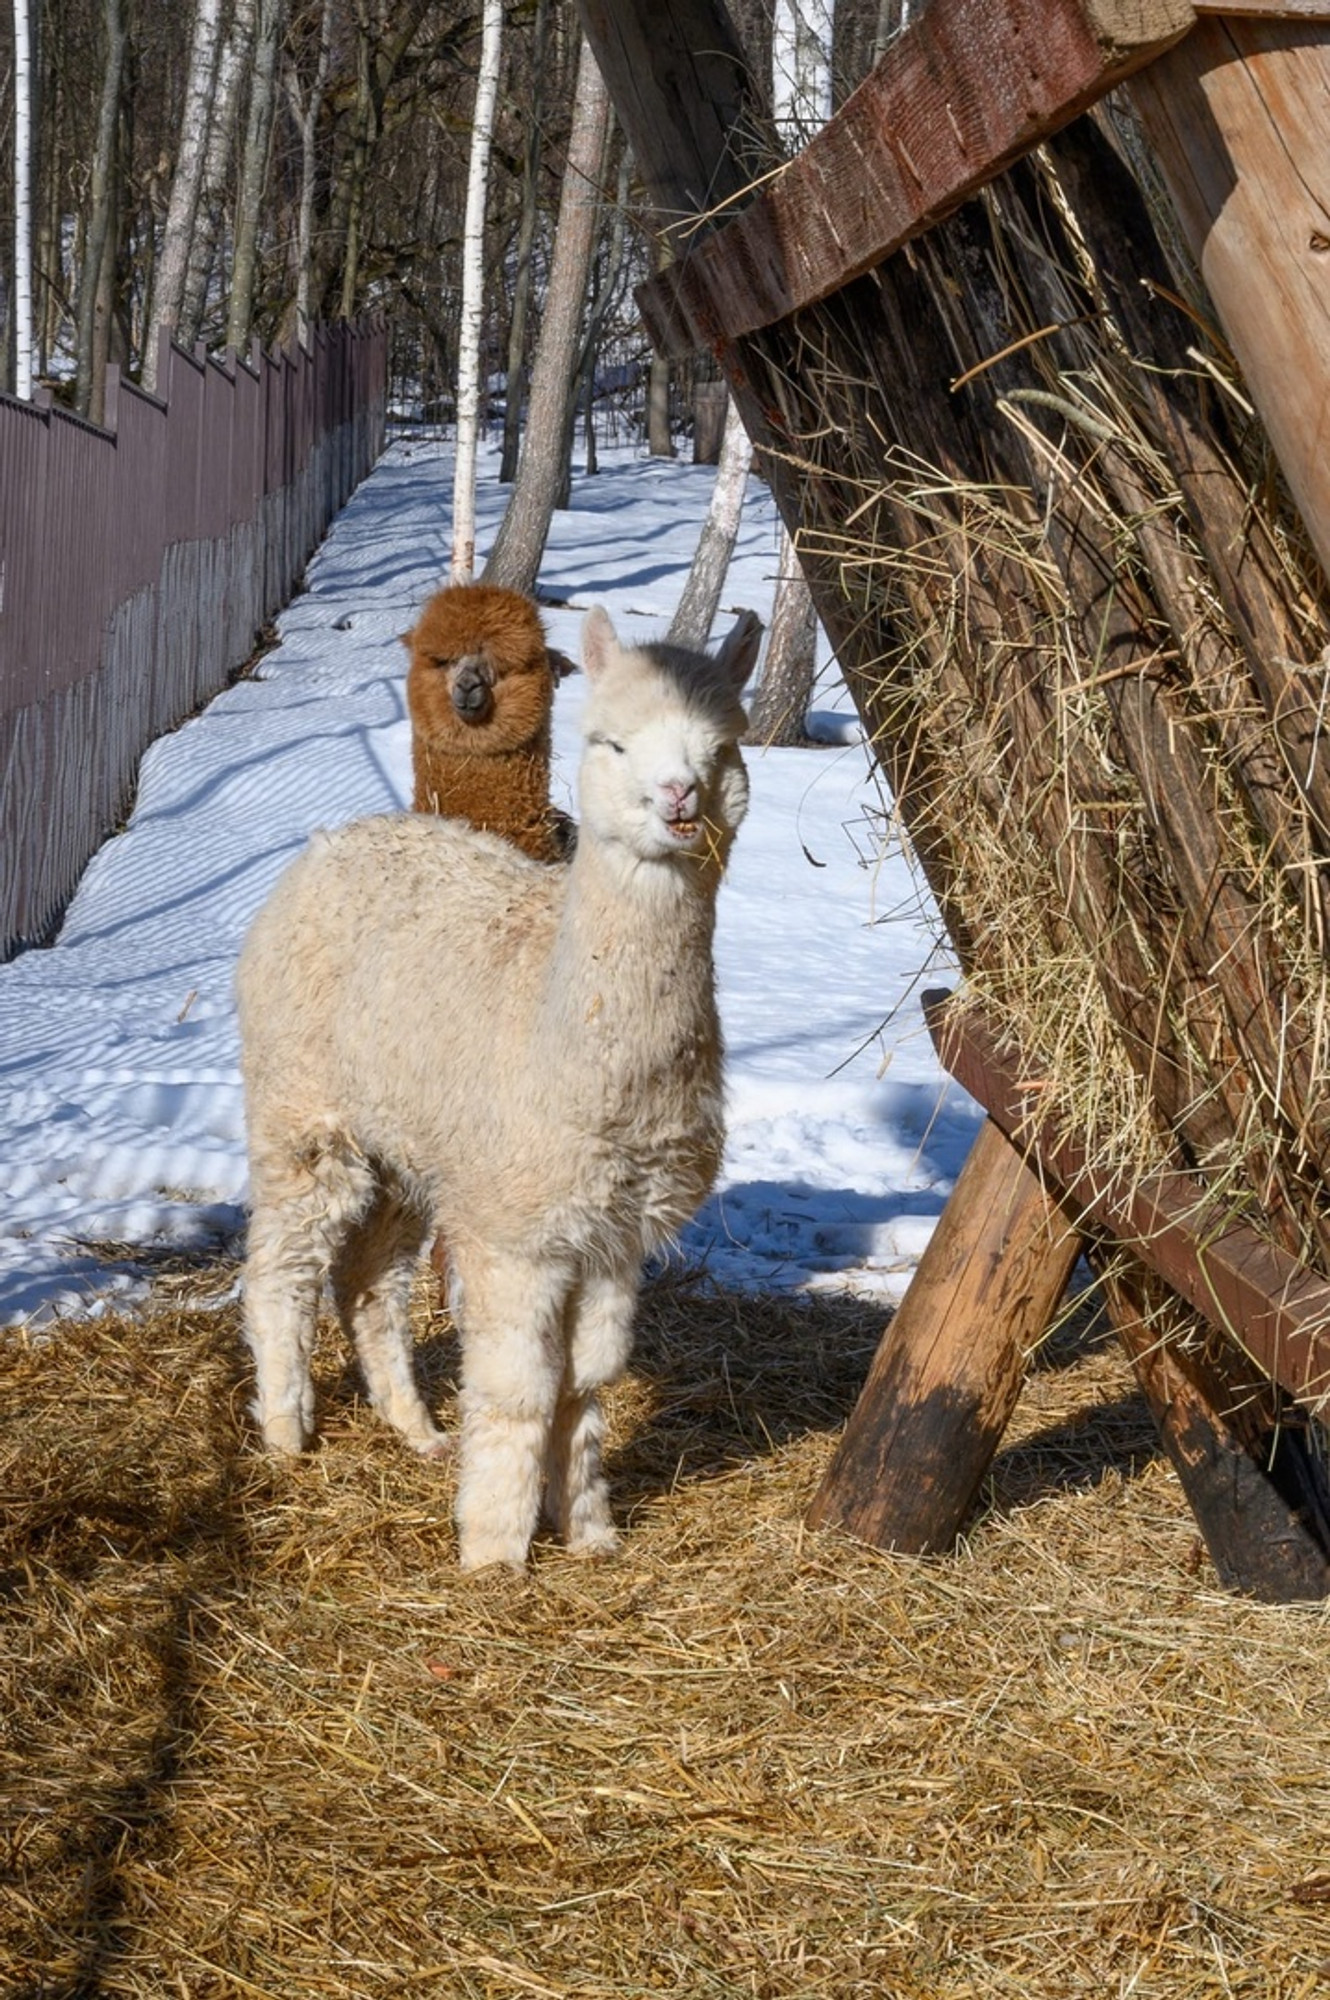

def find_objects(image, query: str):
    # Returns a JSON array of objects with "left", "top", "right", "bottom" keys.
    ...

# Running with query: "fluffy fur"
[
  {"left": 404, "top": 581, "right": 575, "bottom": 862},
  {"left": 237, "top": 606, "right": 763, "bottom": 1571}
]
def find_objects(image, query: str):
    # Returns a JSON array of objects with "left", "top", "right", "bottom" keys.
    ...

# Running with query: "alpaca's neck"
[{"left": 542, "top": 832, "right": 721, "bottom": 1065}]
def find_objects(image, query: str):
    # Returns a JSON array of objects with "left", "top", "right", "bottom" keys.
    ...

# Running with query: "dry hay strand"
[{"left": 3, "top": 1269, "right": 1329, "bottom": 1999}]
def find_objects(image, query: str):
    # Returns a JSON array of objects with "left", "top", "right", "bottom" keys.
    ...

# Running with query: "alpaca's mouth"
[{"left": 666, "top": 817, "right": 700, "bottom": 841}]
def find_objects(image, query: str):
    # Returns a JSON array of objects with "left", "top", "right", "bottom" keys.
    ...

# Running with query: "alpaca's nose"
[
  {"left": 451, "top": 655, "right": 495, "bottom": 721},
  {"left": 659, "top": 777, "right": 699, "bottom": 823}
]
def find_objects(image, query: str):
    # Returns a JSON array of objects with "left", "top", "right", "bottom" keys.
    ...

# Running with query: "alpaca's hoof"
[
  {"left": 457, "top": 1531, "right": 530, "bottom": 1573},
  {"left": 412, "top": 1428, "right": 454, "bottom": 1462},
  {"left": 262, "top": 1411, "right": 309, "bottom": 1455},
  {"left": 567, "top": 1521, "right": 620, "bottom": 1560}
]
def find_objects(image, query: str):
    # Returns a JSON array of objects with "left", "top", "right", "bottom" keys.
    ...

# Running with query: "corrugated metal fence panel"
[
  {"left": 0, "top": 315, "right": 387, "bottom": 958},
  {"left": 0, "top": 394, "right": 54, "bottom": 710}
]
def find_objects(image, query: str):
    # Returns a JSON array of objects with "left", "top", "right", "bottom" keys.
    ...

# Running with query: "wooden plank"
[
  {"left": 629, "top": 0, "right": 1195, "bottom": 358},
  {"left": 806, "top": 1116, "right": 1085, "bottom": 1552},
  {"left": 923, "top": 991, "right": 1330, "bottom": 1416},
  {"left": 1102, "top": 1261, "right": 1330, "bottom": 1600},
  {"left": 1194, "top": 2, "right": 1330, "bottom": 15},
  {"left": 1128, "top": 19, "right": 1330, "bottom": 583}
]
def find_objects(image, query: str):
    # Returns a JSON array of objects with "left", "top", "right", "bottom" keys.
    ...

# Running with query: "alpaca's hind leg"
[
  {"left": 545, "top": 1266, "right": 639, "bottom": 1555},
  {"left": 243, "top": 1142, "right": 373, "bottom": 1454},
  {"left": 331, "top": 1190, "right": 445, "bottom": 1457},
  {"left": 451, "top": 1251, "right": 568, "bottom": 1571}
]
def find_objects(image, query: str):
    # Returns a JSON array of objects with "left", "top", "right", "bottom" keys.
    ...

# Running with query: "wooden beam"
[
  {"left": 632, "top": 0, "right": 1195, "bottom": 358},
  {"left": 572, "top": 0, "right": 771, "bottom": 250},
  {"left": 1128, "top": 19, "right": 1330, "bottom": 584},
  {"left": 923, "top": 991, "right": 1330, "bottom": 1417},
  {"left": 806, "top": 1116, "right": 1085, "bottom": 1552}
]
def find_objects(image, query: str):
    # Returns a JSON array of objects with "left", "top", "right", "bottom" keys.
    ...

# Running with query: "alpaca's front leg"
[
  {"left": 453, "top": 1253, "right": 567, "bottom": 1570},
  {"left": 546, "top": 1267, "right": 639, "bottom": 1555}
]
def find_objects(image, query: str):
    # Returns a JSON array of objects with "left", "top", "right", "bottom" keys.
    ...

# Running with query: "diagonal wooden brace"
[{"left": 805, "top": 1113, "right": 1086, "bottom": 1552}]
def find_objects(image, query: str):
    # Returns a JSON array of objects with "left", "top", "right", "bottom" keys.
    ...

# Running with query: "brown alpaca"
[
  {"left": 405, "top": 582, "right": 575, "bottom": 1293},
  {"left": 404, "top": 582, "right": 575, "bottom": 863}
]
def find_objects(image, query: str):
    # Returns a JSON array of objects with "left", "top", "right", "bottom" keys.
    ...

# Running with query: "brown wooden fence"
[{"left": 0, "top": 315, "right": 388, "bottom": 959}]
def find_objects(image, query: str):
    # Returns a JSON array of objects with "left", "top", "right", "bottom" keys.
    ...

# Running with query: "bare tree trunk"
[
  {"left": 180, "top": 0, "right": 254, "bottom": 349},
  {"left": 451, "top": 0, "right": 504, "bottom": 582},
  {"left": 742, "top": 0, "right": 830, "bottom": 736},
  {"left": 558, "top": 146, "right": 627, "bottom": 505},
  {"left": 339, "top": 1, "right": 376, "bottom": 321},
  {"left": 12, "top": 0, "right": 33, "bottom": 397},
  {"left": 745, "top": 529, "right": 817, "bottom": 745},
  {"left": 482, "top": 35, "right": 611, "bottom": 595},
  {"left": 225, "top": 0, "right": 285, "bottom": 354},
  {"left": 666, "top": 395, "right": 753, "bottom": 649},
  {"left": 499, "top": 0, "right": 550, "bottom": 485},
  {"left": 647, "top": 351, "right": 674, "bottom": 456},
  {"left": 646, "top": 242, "right": 676, "bottom": 457},
  {"left": 283, "top": 0, "right": 333, "bottom": 350},
  {"left": 74, "top": 0, "right": 125, "bottom": 419},
  {"left": 143, "top": 0, "right": 223, "bottom": 392}
]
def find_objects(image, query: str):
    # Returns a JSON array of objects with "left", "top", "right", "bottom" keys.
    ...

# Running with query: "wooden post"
[
  {"left": 807, "top": 1116, "right": 1086, "bottom": 1552},
  {"left": 1129, "top": 19, "right": 1330, "bottom": 584},
  {"left": 1100, "top": 1262, "right": 1330, "bottom": 1600}
]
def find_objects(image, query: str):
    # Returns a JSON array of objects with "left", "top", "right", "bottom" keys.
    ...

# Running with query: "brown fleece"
[
  {"left": 404, "top": 583, "right": 576, "bottom": 1287},
  {"left": 404, "top": 582, "right": 574, "bottom": 863}
]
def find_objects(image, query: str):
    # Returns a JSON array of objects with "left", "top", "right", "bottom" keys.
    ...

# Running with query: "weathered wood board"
[
  {"left": 1128, "top": 19, "right": 1330, "bottom": 583},
  {"left": 630, "top": 0, "right": 1196, "bottom": 357}
]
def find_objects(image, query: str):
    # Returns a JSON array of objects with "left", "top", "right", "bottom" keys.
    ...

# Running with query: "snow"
[{"left": 0, "top": 435, "right": 980, "bottom": 1327}]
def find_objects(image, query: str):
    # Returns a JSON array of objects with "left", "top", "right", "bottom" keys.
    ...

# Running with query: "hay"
[
  {"left": 713, "top": 108, "right": 1330, "bottom": 1477},
  {"left": 4, "top": 1270, "right": 1328, "bottom": 1997}
]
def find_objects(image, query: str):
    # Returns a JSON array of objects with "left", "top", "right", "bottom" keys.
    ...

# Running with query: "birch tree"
[
  {"left": 180, "top": 0, "right": 255, "bottom": 350},
  {"left": 73, "top": 0, "right": 126, "bottom": 421},
  {"left": 225, "top": 0, "right": 286, "bottom": 354},
  {"left": 665, "top": 396, "right": 753, "bottom": 649},
  {"left": 450, "top": 0, "right": 503, "bottom": 583},
  {"left": 143, "top": 0, "right": 224, "bottom": 393},
  {"left": 12, "top": 0, "right": 34, "bottom": 398},
  {"left": 483, "top": 36, "right": 611, "bottom": 596}
]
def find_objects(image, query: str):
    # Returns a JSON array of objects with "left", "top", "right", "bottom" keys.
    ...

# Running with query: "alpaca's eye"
[{"left": 591, "top": 732, "right": 625, "bottom": 754}]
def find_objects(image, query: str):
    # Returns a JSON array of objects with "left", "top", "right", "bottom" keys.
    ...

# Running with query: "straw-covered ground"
[{"left": 3, "top": 1259, "right": 1328, "bottom": 1999}]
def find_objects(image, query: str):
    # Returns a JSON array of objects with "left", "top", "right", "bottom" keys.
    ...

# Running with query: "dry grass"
[{"left": 3, "top": 1265, "right": 1328, "bottom": 1998}]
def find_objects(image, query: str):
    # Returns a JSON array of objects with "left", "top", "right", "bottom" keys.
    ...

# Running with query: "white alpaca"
[{"left": 236, "top": 605, "right": 762, "bottom": 1570}]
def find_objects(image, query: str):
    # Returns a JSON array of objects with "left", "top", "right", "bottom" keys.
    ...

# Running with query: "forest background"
[
  {"left": 0, "top": 0, "right": 921, "bottom": 737},
  {"left": 0, "top": 0, "right": 902, "bottom": 467}
]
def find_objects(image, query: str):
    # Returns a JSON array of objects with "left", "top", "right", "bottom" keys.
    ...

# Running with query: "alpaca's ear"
[
  {"left": 581, "top": 606, "right": 619, "bottom": 681},
  {"left": 547, "top": 647, "right": 578, "bottom": 682},
  {"left": 714, "top": 610, "right": 764, "bottom": 693},
  {"left": 400, "top": 626, "right": 416, "bottom": 651}
]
